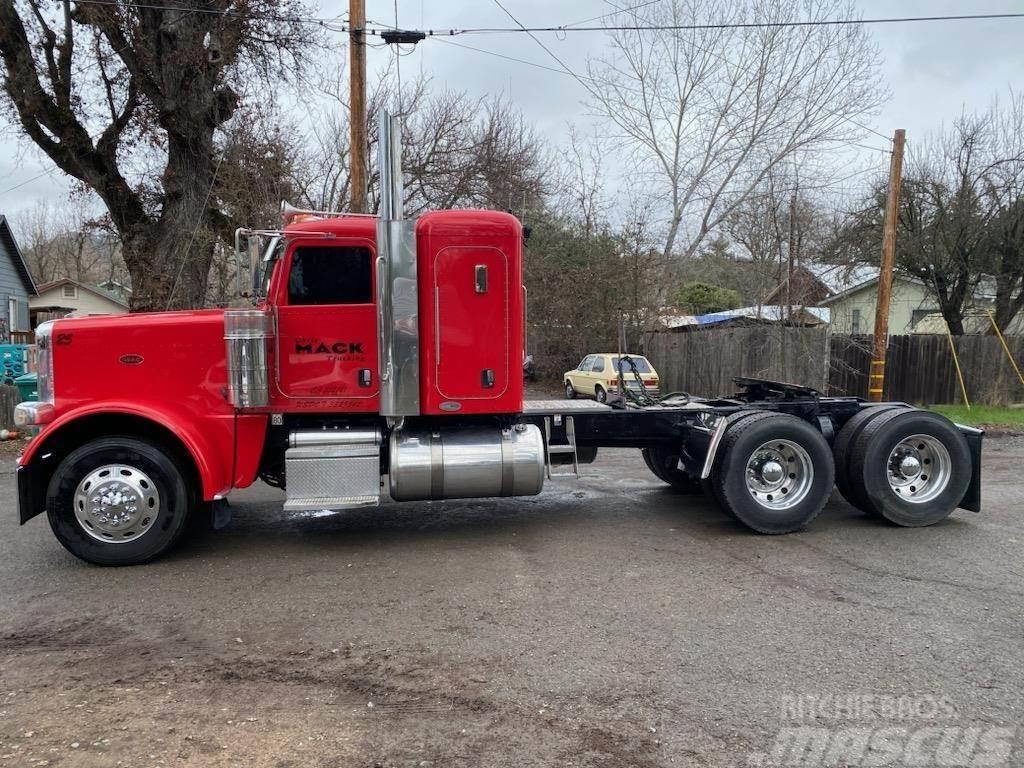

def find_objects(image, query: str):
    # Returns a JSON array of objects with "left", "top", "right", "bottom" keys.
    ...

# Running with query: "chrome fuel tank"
[{"left": 389, "top": 424, "right": 545, "bottom": 501}]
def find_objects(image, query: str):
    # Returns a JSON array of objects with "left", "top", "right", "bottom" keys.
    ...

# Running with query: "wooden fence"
[
  {"left": 0, "top": 385, "right": 19, "bottom": 430},
  {"left": 643, "top": 327, "right": 1024, "bottom": 405},
  {"left": 829, "top": 333, "right": 1024, "bottom": 405},
  {"left": 643, "top": 325, "right": 831, "bottom": 397}
]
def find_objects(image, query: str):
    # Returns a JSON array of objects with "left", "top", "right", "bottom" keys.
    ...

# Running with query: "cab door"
[{"left": 272, "top": 240, "right": 379, "bottom": 411}]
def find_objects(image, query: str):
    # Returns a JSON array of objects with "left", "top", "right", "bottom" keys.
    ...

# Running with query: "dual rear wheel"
[{"left": 642, "top": 408, "right": 971, "bottom": 534}]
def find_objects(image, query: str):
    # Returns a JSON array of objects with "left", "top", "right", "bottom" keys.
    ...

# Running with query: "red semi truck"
[{"left": 14, "top": 115, "right": 983, "bottom": 565}]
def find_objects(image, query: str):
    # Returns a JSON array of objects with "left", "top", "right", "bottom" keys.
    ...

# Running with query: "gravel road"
[{"left": 1, "top": 438, "right": 1022, "bottom": 767}]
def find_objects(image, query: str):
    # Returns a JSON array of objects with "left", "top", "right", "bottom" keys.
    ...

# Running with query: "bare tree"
[
  {"left": 0, "top": 0, "right": 313, "bottom": 311},
  {"left": 585, "top": 0, "right": 884, "bottom": 261},
  {"left": 295, "top": 67, "right": 553, "bottom": 219},
  {"left": 832, "top": 93, "right": 1024, "bottom": 334},
  {"left": 14, "top": 197, "right": 128, "bottom": 287}
]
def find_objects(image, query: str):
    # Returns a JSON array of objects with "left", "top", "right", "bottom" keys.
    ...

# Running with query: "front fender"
[{"left": 19, "top": 402, "right": 236, "bottom": 502}]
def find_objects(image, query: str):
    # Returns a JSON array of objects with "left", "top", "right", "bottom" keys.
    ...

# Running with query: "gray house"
[{"left": 0, "top": 215, "right": 38, "bottom": 342}]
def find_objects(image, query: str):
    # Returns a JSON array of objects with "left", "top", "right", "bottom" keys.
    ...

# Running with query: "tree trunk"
[{"left": 125, "top": 133, "right": 217, "bottom": 312}]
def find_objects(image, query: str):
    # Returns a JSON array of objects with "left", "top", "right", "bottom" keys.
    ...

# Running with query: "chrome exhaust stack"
[{"left": 376, "top": 111, "right": 420, "bottom": 419}]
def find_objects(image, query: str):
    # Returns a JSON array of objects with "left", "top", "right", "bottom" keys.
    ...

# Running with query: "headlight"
[{"left": 14, "top": 401, "right": 54, "bottom": 427}]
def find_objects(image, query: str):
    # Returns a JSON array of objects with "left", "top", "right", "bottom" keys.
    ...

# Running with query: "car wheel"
[
  {"left": 564, "top": 380, "right": 576, "bottom": 399},
  {"left": 848, "top": 410, "right": 971, "bottom": 527},
  {"left": 710, "top": 413, "right": 834, "bottom": 534},
  {"left": 46, "top": 436, "right": 195, "bottom": 566},
  {"left": 595, "top": 385, "right": 607, "bottom": 403}
]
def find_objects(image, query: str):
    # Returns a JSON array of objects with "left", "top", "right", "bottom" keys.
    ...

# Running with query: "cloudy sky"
[{"left": 1, "top": 0, "right": 1022, "bottom": 221}]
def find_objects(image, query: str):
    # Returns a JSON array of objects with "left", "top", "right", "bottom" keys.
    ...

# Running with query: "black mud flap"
[
  {"left": 17, "top": 464, "right": 44, "bottom": 525},
  {"left": 958, "top": 425, "right": 984, "bottom": 513}
]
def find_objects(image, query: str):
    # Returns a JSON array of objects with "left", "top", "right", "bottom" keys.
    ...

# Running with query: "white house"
[{"left": 30, "top": 278, "right": 129, "bottom": 327}]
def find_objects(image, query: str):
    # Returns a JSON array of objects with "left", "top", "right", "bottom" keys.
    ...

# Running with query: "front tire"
[
  {"left": 46, "top": 437, "right": 194, "bottom": 565},
  {"left": 564, "top": 380, "right": 577, "bottom": 399},
  {"left": 710, "top": 413, "right": 834, "bottom": 534}
]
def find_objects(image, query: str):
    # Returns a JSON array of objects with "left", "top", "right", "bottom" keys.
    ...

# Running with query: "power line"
[
  {"left": 850, "top": 142, "right": 893, "bottom": 154},
  {"left": 164, "top": 148, "right": 228, "bottom": 310},
  {"left": 70, "top": 0, "right": 348, "bottom": 28},
  {"left": 446, "top": 12, "right": 1024, "bottom": 36},
  {"left": 0, "top": 167, "right": 59, "bottom": 197},
  {"left": 560, "top": 0, "right": 660, "bottom": 29},
  {"left": 59, "top": 2, "right": 1024, "bottom": 38},
  {"left": 431, "top": 36, "right": 579, "bottom": 79},
  {"left": 490, "top": 0, "right": 594, "bottom": 95}
]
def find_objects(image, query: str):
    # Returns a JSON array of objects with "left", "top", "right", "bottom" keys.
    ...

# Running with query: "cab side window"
[
  {"left": 578, "top": 356, "right": 594, "bottom": 372},
  {"left": 288, "top": 246, "right": 372, "bottom": 305}
]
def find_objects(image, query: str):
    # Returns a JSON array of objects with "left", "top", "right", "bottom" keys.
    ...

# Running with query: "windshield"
[{"left": 613, "top": 356, "right": 652, "bottom": 374}]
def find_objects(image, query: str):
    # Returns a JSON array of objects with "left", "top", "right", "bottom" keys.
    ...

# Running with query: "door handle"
[{"left": 359, "top": 368, "right": 372, "bottom": 387}]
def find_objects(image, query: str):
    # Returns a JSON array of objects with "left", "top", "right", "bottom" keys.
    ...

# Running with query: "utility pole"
[
  {"left": 786, "top": 188, "right": 798, "bottom": 322},
  {"left": 348, "top": 0, "right": 367, "bottom": 213},
  {"left": 868, "top": 128, "right": 906, "bottom": 402}
]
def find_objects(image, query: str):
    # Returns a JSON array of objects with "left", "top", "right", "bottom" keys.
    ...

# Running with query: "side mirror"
[{"left": 233, "top": 229, "right": 259, "bottom": 299}]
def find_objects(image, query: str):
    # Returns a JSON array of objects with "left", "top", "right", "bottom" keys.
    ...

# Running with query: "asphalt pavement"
[{"left": 0, "top": 438, "right": 1022, "bottom": 767}]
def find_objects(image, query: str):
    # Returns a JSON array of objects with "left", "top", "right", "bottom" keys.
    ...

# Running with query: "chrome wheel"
[
  {"left": 744, "top": 440, "right": 814, "bottom": 510},
  {"left": 886, "top": 434, "right": 951, "bottom": 504},
  {"left": 73, "top": 464, "right": 160, "bottom": 543}
]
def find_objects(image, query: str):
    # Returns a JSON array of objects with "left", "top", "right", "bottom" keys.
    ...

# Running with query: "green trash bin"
[{"left": 14, "top": 372, "right": 37, "bottom": 402}]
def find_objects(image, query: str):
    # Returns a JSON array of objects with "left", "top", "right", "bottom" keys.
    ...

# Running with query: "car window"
[
  {"left": 613, "top": 356, "right": 653, "bottom": 373},
  {"left": 578, "top": 356, "right": 594, "bottom": 372},
  {"left": 591, "top": 356, "right": 606, "bottom": 373},
  {"left": 288, "top": 245, "right": 373, "bottom": 305}
]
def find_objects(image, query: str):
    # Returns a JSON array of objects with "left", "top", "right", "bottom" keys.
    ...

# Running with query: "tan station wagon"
[{"left": 563, "top": 354, "right": 660, "bottom": 403}]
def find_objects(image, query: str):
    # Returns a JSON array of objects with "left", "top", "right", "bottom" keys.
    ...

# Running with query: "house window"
[
  {"left": 62, "top": 284, "right": 77, "bottom": 299},
  {"left": 851, "top": 308, "right": 862, "bottom": 335},
  {"left": 8, "top": 297, "right": 23, "bottom": 333}
]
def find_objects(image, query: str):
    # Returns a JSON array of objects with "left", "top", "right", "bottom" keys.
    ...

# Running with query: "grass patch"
[{"left": 928, "top": 404, "right": 1024, "bottom": 428}]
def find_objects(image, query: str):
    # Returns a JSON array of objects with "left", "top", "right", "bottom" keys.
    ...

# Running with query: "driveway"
[{"left": 0, "top": 439, "right": 1021, "bottom": 767}]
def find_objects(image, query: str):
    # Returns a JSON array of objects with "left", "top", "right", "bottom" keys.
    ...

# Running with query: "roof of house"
[
  {"left": 817, "top": 271, "right": 928, "bottom": 306},
  {"left": 696, "top": 304, "right": 830, "bottom": 325},
  {"left": 801, "top": 262, "right": 879, "bottom": 295},
  {"left": 0, "top": 215, "right": 38, "bottom": 296},
  {"left": 34, "top": 278, "right": 129, "bottom": 308}
]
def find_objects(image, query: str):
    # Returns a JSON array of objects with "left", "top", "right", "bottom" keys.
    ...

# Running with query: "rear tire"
[
  {"left": 595, "top": 385, "right": 608, "bottom": 403},
  {"left": 711, "top": 413, "right": 834, "bottom": 534},
  {"left": 46, "top": 436, "right": 194, "bottom": 566},
  {"left": 833, "top": 405, "right": 908, "bottom": 515},
  {"left": 848, "top": 410, "right": 970, "bottom": 527},
  {"left": 641, "top": 447, "right": 702, "bottom": 493}
]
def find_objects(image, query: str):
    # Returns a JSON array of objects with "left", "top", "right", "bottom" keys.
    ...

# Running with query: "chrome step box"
[{"left": 284, "top": 429, "right": 382, "bottom": 512}]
